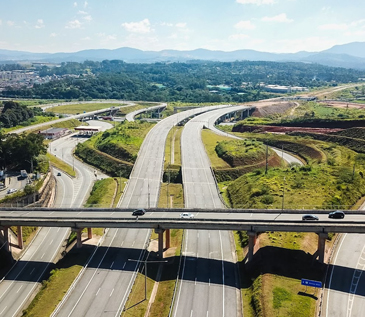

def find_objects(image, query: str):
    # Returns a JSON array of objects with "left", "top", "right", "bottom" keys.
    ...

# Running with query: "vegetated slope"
[
  {"left": 75, "top": 121, "right": 153, "bottom": 177},
  {"left": 227, "top": 143, "right": 365, "bottom": 316},
  {"left": 251, "top": 102, "right": 296, "bottom": 118}
]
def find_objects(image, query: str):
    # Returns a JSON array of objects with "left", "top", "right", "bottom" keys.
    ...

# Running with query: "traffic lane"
[
  {"left": 325, "top": 234, "right": 365, "bottom": 317},
  {"left": 173, "top": 230, "right": 199, "bottom": 317},
  {"left": 53, "top": 168, "right": 74, "bottom": 208},
  {"left": 2, "top": 210, "right": 360, "bottom": 222},
  {"left": 81, "top": 229, "right": 149, "bottom": 317},
  {"left": 350, "top": 272, "right": 365, "bottom": 316}
]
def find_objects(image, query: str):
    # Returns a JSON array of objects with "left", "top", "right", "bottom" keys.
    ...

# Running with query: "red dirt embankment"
[{"left": 234, "top": 125, "right": 343, "bottom": 134}]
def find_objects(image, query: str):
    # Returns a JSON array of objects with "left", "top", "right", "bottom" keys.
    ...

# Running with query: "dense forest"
[
  {"left": 0, "top": 132, "right": 46, "bottom": 171},
  {"left": 2, "top": 60, "right": 365, "bottom": 102},
  {"left": 0, "top": 101, "right": 52, "bottom": 128}
]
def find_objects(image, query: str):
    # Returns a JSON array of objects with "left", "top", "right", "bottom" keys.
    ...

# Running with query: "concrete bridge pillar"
[
  {"left": 165, "top": 229, "right": 170, "bottom": 249},
  {"left": 247, "top": 231, "right": 257, "bottom": 262},
  {"left": 1, "top": 226, "right": 10, "bottom": 253},
  {"left": 17, "top": 226, "right": 23, "bottom": 249},
  {"left": 317, "top": 233, "right": 328, "bottom": 263},
  {"left": 155, "top": 228, "right": 165, "bottom": 258},
  {"left": 72, "top": 228, "right": 83, "bottom": 248},
  {"left": 87, "top": 228, "right": 92, "bottom": 239}
]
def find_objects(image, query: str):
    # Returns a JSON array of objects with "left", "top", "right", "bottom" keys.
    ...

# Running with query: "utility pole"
[
  {"left": 282, "top": 177, "right": 285, "bottom": 210},
  {"left": 265, "top": 144, "right": 268, "bottom": 175}
]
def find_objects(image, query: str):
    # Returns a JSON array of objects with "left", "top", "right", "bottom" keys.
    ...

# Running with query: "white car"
[
  {"left": 180, "top": 212, "right": 194, "bottom": 219},
  {"left": 7, "top": 188, "right": 17, "bottom": 194}
]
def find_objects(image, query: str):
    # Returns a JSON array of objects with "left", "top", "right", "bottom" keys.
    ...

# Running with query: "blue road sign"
[{"left": 301, "top": 279, "right": 322, "bottom": 288}]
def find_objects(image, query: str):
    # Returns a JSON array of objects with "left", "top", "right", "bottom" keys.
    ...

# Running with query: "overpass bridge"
[{"left": 1, "top": 207, "right": 363, "bottom": 262}]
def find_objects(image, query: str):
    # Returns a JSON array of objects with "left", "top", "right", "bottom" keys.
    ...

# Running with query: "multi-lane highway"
[
  {"left": 173, "top": 108, "right": 244, "bottom": 317},
  {"left": 0, "top": 120, "right": 111, "bottom": 317},
  {"left": 52, "top": 105, "right": 231, "bottom": 316}
]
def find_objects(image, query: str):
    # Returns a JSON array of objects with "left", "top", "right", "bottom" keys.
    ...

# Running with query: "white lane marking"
[
  {"left": 30, "top": 268, "right": 35, "bottom": 275},
  {"left": 132, "top": 241, "right": 135, "bottom": 247},
  {"left": 96, "top": 288, "right": 100, "bottom": 296},
  {"left": 48, "top": 212, "right": 54, "bottom": 215},
  {"left": 41, "top": 253, "right": 45, "bottom": 259},
  {"left": 326, "top": 233, "right": 347, "bottom": 317},
  {"left": 110, "top": 261, "right": 114, "bottom": 269},
  {"left": 219, "top": 231, "right": 225, "bottom": 317},
  {"left": 347, "top": 244, "right": 365, "bottom": 316},
  {"left": 207, "top": 311, "right": 209, "bottom": 317},
  {"left": 49, "top": 239, "right": 54, "bottom": 245},
  {"left": 0, "top": 306, "right": 7, "bottom": 315},
  {"left": 122, "top": 262, "right": 126, "bottom": 269},
  {"left": 190, "top": 310, "right": 193, "bottom": 317},
  {"left": 121, "top": 241, "right": 124, "bottom": 247},
  {"left": 16, "top": 285, "right": 23, "bottom": 293},
  {"left": 57, "top": 228, "right": 60, "bottom": 232},
  {"left": 66, "top": 229, "right": 120, "bottom": 317},
  {"left": 173, "top": 230, "right": 189, "bottom": 317},
  {"left": 110, "top": 288, "right": 114, "bottom": 297}
]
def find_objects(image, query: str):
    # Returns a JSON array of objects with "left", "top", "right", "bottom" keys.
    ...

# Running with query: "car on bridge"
[
  {"left": 302, "top": 214, "right": 319, "bottom": 221},
  {"left": 180, "top": 212, "right": 194, "bottom": 219},
  {"left": 328, "top": 210, "right": 345, "bottom": 219},
  {"left": 132, "top": 209, "right": 145, "bottom": 216}
]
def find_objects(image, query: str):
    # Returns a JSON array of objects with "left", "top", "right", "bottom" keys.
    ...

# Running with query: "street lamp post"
[
  {"left": 282, "top": 176, "right": 285, "bottom": 210},
  {"left": 128, "top": 257, "right": 167, "bottom": 300}
]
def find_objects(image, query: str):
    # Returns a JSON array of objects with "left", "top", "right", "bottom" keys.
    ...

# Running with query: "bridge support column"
[
  {"left": 17, "top": 226, "right": 23, "bottom": 249},
  {"left": 247, "top": 231, "right": 257, "bottom": 262},
  {"left": 1, "top": 226, "right": 10, "bottom": 253},
  {"left": 155, "top": 228, "right": 165, "bottom": 258},
  {"left": 317, "top": 233, "right": 327, "bottom": 263},
  {"left": 165, "top": 229, "right": 170, "bottom": 249},
  {"left": 72, "top": 228, "right": 83, "bottom": 248},
  {"left": 87, "top": 228, "right": 92, "bottom": 239}
]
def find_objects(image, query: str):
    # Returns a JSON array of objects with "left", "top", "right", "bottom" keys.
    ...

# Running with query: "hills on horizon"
[{"left": 2, "top": 41, "right": 365, "bottom": 70}]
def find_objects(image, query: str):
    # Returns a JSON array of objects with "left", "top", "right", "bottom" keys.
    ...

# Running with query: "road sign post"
[{"left": 301, "top": 278, "right": 322, "bottom": 294}]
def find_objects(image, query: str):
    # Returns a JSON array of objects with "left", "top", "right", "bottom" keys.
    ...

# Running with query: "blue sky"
[{"left": 1, "top": 0, "right": 365, "bottom": 53}]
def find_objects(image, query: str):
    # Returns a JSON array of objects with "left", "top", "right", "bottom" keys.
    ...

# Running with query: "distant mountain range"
[{"left": 2, "top": 42, "right": 365, "bottom": 69}]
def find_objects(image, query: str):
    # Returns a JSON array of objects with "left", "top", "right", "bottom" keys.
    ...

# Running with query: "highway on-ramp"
[{"left": 0, "top": 121, "right": 111, "bottom": 317}]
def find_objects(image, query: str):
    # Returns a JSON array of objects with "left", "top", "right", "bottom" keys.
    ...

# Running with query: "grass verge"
[
  {"left": 47, "top": 153, "right": 76, "bottom": 177},
  {"left": 46, "top": 103, "right": 125, "bottom": 114},
  {"left": 21, "top": 246, "right": 94, "bottom": 317}
]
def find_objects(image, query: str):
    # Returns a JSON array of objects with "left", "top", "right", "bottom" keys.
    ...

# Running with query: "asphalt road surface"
[
  {"left": 0, "top": 121, "right": 111, "bottom": 317},
  {"left": 173, "top": 108, "right": 242, "bottom": 317},
  {"left": 52, "top": 106, "right": 231, "bottom": 316}
]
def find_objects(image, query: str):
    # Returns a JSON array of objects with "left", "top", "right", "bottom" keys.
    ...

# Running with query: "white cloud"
[
  {"left": 122, "top": 19, "right": 152, "bottom": 34},
  {"left": 83, "top": 15, "right": 92, "bottom": 22},
  {"left": 161, "top": 22, "right": 174, "bottom": 27},
  {"left": 35, "top": 19, "right": 45, "bottom": 29},
  {"left": 275, "top": 37, "right": 336, "bottom": 53},
  {"left": 229, "top": 34, "right": 250, "bottom": 40},
  {"left": 73, "top": 2, "right": 77, "bottom": 7},
  {"left": 65, "top": 19, "right": 82, "bottom": 29},
  {"left": 234, "top": 20, "right": 255, "bottom": 30},
  {"left": 319, "top": 23, "right": 348, "bottom": 31},
  {"left": 81, "top": 36, "right": 91, "bottom": 41},
  {"left": 84, "top": 1, "right": 88, "bottom": 8},
  {"left": 176, "top": 22, "right": 187, "bottom": 28},
  {"left": 7, "top": 21, "right": 15, "bottom": 27},
  {"left": 50, "top": 33, "right": 57, "bottom": 37},
  {"left": 78, "top": 10, "right": 88, "bottom": 15},
  {"left": 261, "top": 13, "right": 293, "bottom": 23},
  {"left": 236, "top": 0, "right": 274, "bottom": 5}
]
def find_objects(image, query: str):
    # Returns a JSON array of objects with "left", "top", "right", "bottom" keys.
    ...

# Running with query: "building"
[{"left": 39, "top": 128, "right": 69, "bottom": 139}]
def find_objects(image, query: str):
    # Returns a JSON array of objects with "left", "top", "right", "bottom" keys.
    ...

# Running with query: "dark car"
[
  {"left": 302, "top": 214, "right": 319, "bottom": 221},
  {"left": 132, "top": 209, "right": 146, "bottom": 216},
  {"left": 328, "top": 210, "right": 345, "bottom": 219},
  {"left": 57, "top": 172, "right": 62, "bottom": 176}
]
